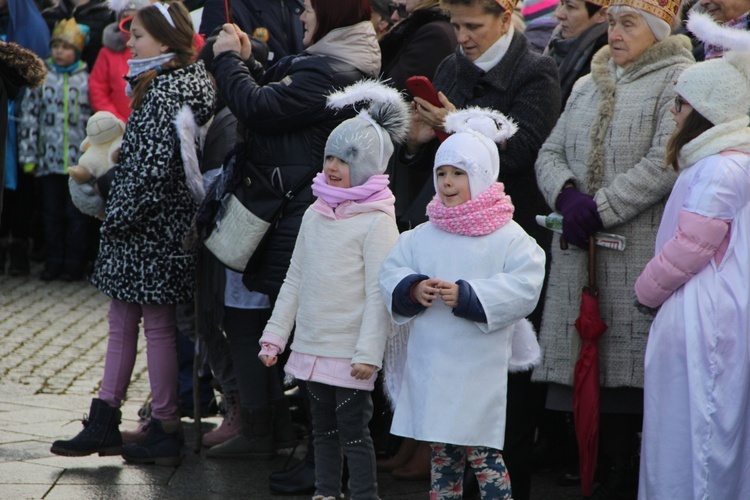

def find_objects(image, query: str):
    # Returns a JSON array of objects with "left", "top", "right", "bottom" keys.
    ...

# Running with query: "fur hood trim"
[
  {"left": 584, "top": 35, "right": 692, "bottom": 191},
  {"left": 0, "top": 42, "right": 47, "bottom": 89}
]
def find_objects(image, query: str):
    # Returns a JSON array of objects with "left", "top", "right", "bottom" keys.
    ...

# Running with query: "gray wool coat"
[{"left": 533, "top": 35, "right": 694, "bottom": 388}]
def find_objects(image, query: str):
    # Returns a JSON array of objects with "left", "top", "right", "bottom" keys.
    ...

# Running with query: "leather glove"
[{"left": 556, "top": 186, "right": 603, "bottom": 249}]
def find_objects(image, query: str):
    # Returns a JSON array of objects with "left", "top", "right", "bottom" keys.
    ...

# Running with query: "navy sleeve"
[
  {"left": 392, "top": 274, "right": 430, "bottom": 318},
  {"left": 452, "top": 280, "right": 487, "bottom": 323}
]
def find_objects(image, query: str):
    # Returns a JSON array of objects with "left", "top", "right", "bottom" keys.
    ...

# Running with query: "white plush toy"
[
  {"left": 68, "top": 111, "right": 125, "bottom": 219},
  {"left": 68, "top": 111, "right": 125, "bottom": 184}
]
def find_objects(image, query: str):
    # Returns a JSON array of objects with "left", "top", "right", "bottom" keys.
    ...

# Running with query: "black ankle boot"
[
  {"left": 51, "top": 398, "right": 122, "bottom": 457},
  {"left": 271, "top": 397, "right": 298, "bottom": 450},
  {"left": 121, "top": 417, "right": 182, "bottom": 466}
]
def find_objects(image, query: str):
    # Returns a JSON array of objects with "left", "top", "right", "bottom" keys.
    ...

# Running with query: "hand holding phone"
[{"left": 406, "top": 76, "right": 450, "bottom": 142}]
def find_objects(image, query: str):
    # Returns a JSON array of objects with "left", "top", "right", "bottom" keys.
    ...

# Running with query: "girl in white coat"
[
  {"left": 379, "top": 109, "right": 546, "bottom": 499},
  {"left": 634, "top": 13, "right": 750, "bottom": 499},
  {"left": 258, "top": 81, "right": 408, "bottom": 500}
]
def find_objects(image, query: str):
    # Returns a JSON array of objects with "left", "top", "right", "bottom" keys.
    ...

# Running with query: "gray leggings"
[{"left": 307, "top": 381, "right": 378, "bottom": 500}]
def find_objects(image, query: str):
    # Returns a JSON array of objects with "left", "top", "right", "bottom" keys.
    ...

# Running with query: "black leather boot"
[
  {"left": 206, "top": 407, "right": 274, "bottom": 459},
  {"left": 121, "top": 417, "right": 182, "bottom": 466},
  {"left": 50, "top": 398, "right": 122, "bottom": 457}
]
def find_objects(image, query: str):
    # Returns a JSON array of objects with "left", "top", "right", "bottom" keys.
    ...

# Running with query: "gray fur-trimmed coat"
[
  {"left": 533, "top": 36, "right": 694, "bottom": 388},
  {"left": 90, "top": 62, "right": 216, "bottom": 304}
]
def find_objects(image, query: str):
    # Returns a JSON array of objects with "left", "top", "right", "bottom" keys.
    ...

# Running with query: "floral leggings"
[{"left": 430, "top": 443, "right": 512, "bottom": 499}]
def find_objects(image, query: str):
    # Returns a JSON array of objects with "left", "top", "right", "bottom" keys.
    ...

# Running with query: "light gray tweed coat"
[{"left": 533, "top": 35, "right": 694, "bottom": 388}]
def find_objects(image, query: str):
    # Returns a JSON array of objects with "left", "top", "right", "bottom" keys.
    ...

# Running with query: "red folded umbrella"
[{"left": 573, "top": 237, "right": 608, "bottom": 497}]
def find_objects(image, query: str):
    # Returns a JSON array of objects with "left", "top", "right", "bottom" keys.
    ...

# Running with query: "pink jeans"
[{"left": 98, "top": 299, "right": 179, "bottom": 421}]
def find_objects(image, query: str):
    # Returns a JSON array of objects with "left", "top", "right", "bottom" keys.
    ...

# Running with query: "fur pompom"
[
  {"left": 443, "top": 106, "right": 519, "bottom": 144},
  {"left": 687, "top": 11, "right": 750, "bottom": 87},
  {"left": 327, "top": 79, "right": 411, "bottom": 145},
  {"left": 327, "top": 79, "right": 404, "bottom": 110},
  {"left": 688, "top": 11, "right": 750, "bottom": 52}
]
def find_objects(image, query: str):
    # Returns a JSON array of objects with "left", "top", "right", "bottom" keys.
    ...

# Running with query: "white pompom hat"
[
  {"left": 677, "top": 12, "right": 750, "bottom": 126},
  {"left": 433, "top": 108, "right": 517, "bottom": 199}
]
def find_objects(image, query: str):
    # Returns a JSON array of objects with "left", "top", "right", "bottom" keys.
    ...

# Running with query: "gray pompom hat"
[{"left": 324, "top": 80, "right": 410, "bottom": 187}]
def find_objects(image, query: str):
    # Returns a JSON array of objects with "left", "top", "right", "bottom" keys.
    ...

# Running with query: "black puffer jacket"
[{"left": 210, "top": 21, "right": 380, "bottom": 298}]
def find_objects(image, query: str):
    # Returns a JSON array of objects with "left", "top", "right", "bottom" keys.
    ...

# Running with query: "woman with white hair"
[{"left": 533, "top": 0, "right": 694, "bottom": 494}]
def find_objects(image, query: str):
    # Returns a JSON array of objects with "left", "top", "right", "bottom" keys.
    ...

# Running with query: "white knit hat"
[
  {"left": 325, "top": 80, "right": 410, "bottom": 187},
  {"left": 676, "top": 12, "right": 750, "bottom": 125},
  {"left": 433, "top": 108, "right": 517, "bottom": 199}
]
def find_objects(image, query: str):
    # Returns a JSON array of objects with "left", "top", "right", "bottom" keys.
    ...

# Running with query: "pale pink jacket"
[{"left": 634, "top": 209, "right": 729, "bottom": 308}]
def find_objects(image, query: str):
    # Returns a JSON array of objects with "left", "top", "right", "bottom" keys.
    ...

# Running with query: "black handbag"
[{"left": 202, "top": 145, "right": 317, "bottom": 272}]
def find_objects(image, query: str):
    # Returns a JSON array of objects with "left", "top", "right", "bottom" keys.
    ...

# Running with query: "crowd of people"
[{"left": 2, "top": 0, "right": 750, "bottom": 498}]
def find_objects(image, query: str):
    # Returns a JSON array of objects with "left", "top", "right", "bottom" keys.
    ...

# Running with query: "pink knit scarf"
[
  {"left": 311, "top": 173, "right": 395, "bottom": 220},
  {"left": 426, "top": 183, "right": 514, "bottom": 236}
]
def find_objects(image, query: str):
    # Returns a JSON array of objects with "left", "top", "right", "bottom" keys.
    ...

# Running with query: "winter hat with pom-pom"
[
  {"left": 433, "top": 107, "right": 518, "bottom": 199},
  {"left": 676, "top": 12, "right": 750, "bottom": 126},
  {"left": 324, "top": 80, "right": 410, "bottom": 187}
]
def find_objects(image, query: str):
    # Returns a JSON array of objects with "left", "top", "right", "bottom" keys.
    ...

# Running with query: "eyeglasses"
[
  {"left": 674, "top": 95, "right": 688, "bottom": 113},
  {"left": 119, "top": 15, "right": 133, "bottom": 35},
  {"left": 394, "top": 3, "right": 408, "bottom": 18}
]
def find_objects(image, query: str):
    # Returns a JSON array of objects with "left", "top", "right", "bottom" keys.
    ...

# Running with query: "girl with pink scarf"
[
  {"left": 257, "top": 81, "right": 408, "bottom": 500},
  {"left": 379, "top": 109, "right": 546, "bottom": 499}
]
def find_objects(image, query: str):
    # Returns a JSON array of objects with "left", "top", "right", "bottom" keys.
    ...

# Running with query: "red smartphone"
[{"left": 406, "top": 76, "right": 449, "bottom": 142}]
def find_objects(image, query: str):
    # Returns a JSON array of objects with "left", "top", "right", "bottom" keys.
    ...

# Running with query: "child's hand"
[
  {"left": 351, "top": 363, "right": 376, "bottom": 380},
  {"left": 414, "top": 278, "right": 442, "bottom": 307},
  {"left": 438, "top": 281, "right": 459, "bottom": 307},
  {"left": 259, "top": 355, "right": 277, "bottom": 367}
]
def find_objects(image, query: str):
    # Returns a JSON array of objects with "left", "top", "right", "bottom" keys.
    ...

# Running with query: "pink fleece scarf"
[
  {"left": 311, "top": 173, "right": 396, "bottom": 220},
  {"left": 426, "top": 182, "right": 514, "bottom": 236}
]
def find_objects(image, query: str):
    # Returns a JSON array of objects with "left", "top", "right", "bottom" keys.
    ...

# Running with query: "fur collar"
[
  {"left": 679, "top": 117, "right": 750, "bottom": 169},
  {"left": 584, "top": 35, "right": 693, "bottom": 191},
  {"left": 0, "top": 42, "right": 47, "bottom": 93}
]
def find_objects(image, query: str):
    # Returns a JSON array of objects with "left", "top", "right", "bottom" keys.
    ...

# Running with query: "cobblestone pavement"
[{"left": 0, "top": 265, "right": 579, "bottom": 499}]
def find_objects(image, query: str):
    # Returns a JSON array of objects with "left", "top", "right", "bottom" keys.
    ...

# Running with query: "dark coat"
[
  {"left": 0, "top": 42, "right": 47, "bottom": 219},
  {"left": 90, "top": 62, "right": 216, "bottom": 304},
  {"left": 547, "top": 22, "right": 608, "bottom": 106},
  {"left": 395, "top": 31, "right": 561, "bottom": 247},
  {"left": 210, "top": 48, "right": 373, "bottom": 298},
  {"left": 199, "top": 0, "right": 305, "bottom": 64},
  {"left": 42, "top": 0, "right": 115, "bottom": 72},
  {"left": 379, "top": 8, "right": 457, "bottom": 93}
]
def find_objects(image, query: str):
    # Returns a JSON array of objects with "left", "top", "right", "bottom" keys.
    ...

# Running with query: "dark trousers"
[
  {"left": 307, "top": 381, "right": 378, "bottom": 500},
  {"left": 222, "top": 307, "right": 284, "bottom": 410},
  {"left": 0, "top": 171, "right": 34, "bottom": 239},
  {"left": 38, "top": 174, "right": 88, "bottom": 271}
]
